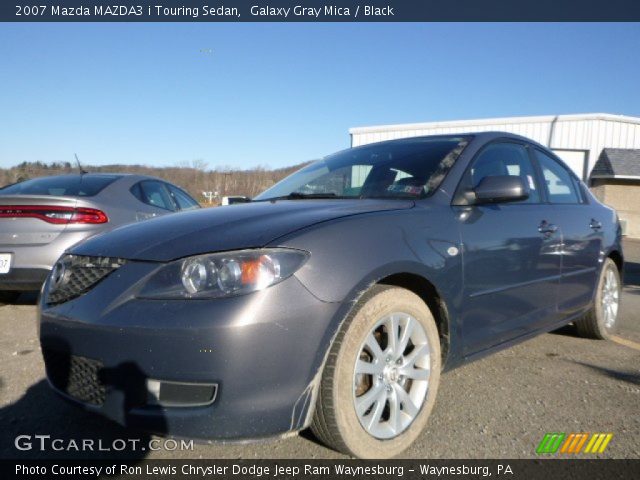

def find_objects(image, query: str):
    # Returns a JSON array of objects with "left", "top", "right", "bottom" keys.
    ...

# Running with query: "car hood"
[{"left": 70, "top": 199, "right": 414, "bottom": 262}]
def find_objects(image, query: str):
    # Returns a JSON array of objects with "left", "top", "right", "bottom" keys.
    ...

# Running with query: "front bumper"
[{"left": 39, "top": 260, "right": 340, "bottom": 440}]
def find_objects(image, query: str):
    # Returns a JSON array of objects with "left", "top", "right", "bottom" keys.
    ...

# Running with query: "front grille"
[
  {"left": 43, "top": 349, "right": 106, "bottom": 405},
  {"left": 46, "top": 255, "right": 126, "bottom": 305}
]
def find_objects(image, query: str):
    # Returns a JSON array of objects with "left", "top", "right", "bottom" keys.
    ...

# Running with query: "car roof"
[
  {"left": 352, "top": 131, "right": 541, "bottom": 147},
  {"left": 13, "top": 172, "right": 167, "bottom": 183}
]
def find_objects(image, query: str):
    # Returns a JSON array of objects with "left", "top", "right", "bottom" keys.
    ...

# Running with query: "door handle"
[
  {"left": 538, "top": 221, "right": 558, "bottom": 235},
  {"left": 589, "top": 219, "right": 602, "bottom": 230}
]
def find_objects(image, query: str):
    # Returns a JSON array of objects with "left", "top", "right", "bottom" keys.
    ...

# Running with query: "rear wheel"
[
  {"left": 311, "top": 285, "right": 441, "bottom": 458},
  {"left": 0, "top": 291, "right": 20, "bottom": 304},
  {"left": 575, "top": 258, "right": 621, "bottom": 340}
]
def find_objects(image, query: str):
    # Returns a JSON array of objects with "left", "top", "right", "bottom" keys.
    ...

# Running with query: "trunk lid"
[{"left": 0, "top": 195, "right": 78, "bottom": 246}]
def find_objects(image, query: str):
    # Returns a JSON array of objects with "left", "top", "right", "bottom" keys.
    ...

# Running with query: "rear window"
[{"left": 0, "top": 175, "right": 120, "bottom": 197}]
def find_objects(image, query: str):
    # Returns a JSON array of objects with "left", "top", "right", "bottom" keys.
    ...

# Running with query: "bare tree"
[{"left": 0, "top": 160, "right": 313, "bottom": 207}]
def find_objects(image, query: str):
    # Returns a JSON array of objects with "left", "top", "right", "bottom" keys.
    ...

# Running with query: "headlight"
[{"left": 137, "top": 248, "right": 309, "bottom": 299}]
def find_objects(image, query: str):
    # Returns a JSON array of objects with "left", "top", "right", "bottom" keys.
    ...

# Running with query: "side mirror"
[{"left": 473, "top": 175, "right": 529, "bottom": 204}]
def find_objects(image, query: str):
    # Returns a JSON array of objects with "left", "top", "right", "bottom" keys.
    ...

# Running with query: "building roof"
[
  {"left": 349, "top": 113, "right": 640, "bottom": 135},
  {"left": 591, "top": 148, "right": 640, "bottom": 179}
]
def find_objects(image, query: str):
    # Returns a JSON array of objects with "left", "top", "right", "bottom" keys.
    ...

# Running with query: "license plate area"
[{"left": 0, "top": 253, "right": 12, "bottom": 274}]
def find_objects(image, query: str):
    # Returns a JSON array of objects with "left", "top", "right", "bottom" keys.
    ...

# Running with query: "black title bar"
[
  {"left": 3, "top": 0, "right": 640, "bottom": 22},
  {"left": 4, "top": 459, "right": 640, "bottom": 480}
]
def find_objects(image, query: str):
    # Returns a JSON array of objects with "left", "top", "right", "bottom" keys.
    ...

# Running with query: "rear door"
[
  {"left": 455, "top": 141, "right": 562, "bottom": 355},
  {"left": 533, "top": 149, "right": 602, "bottom": 314}
]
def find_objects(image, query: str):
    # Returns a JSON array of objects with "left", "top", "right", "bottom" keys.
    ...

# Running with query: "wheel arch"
[
  {"left": 607, "top": 249, "right": 624, "bottom": 273},
  {"left": 376, "top": 272, "right": 451, "bottom": 366},
  {"left": 299, "top": 264, "right": 456, "bottom": 431}
]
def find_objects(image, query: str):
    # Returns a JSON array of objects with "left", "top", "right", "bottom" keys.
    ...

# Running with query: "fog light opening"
[{"left": 146, "top": 379, "right": 218, "bottom": 407}]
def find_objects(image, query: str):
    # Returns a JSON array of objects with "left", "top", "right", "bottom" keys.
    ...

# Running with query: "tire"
[
  {"left": 0, "top": 291, "right": 20, "bottom": 304},
  {"left": 311, "top": 285, "right": 441, "bottom": 458},
  {"left": 575, "top": 258, "right": 621, "bottom": 340}
]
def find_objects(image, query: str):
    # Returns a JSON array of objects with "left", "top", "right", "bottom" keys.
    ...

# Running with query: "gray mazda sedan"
[{"left": 39, "top": 132, "right": 623, "bottom": 458}]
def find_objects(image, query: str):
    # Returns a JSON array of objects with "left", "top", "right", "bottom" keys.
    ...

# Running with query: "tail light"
[{"left": 0, "top": 205, "right": 108, "bottom": 224}]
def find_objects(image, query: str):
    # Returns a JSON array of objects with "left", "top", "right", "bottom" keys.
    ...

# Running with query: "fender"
[{"left": 292, "top": 260, "right": 460, "bottom": 431}]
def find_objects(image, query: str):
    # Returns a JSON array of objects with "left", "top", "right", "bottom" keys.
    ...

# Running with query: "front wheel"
[
  {"left": 575, "top": 258, "right": 621, "bottom": 340},
  {"left": 311, "top": 285, "right": 441, "bottom": 458}
]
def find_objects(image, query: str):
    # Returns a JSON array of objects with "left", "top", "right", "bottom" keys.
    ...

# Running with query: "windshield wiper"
[
  {"left": 287, "top": 192, "right": 339, "bottom": 199},
  {"left": 258, "top": 192, "right": 348, "bottom": 201}
]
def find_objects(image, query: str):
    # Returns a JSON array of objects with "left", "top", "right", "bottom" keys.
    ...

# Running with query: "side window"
[
  {"left": 132, "top": 181, "right": 175, "bottom": 211},
  {"left": 130, "top": 183, "right": 144, "bottom": 203},
  {"left": 534, "top": 150, "right": 581, "bottom": 204},
  {"left": 572, "top": 176, "right": 587, "bottom": 203},
  {"left": 167, "top": 184, "right": 200, "bottom": 211},
  {"left": 468, "top": 143, "right": 540, "bottom": 203}
]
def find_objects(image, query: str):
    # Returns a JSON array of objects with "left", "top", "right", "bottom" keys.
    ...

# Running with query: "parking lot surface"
[{"left": 1, "top": 241, "right": 638, "bottom": 459}]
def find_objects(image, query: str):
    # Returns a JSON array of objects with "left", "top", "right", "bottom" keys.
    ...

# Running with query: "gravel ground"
[{"left": 0, "top": 242, "right": 638, "bottom": 460}]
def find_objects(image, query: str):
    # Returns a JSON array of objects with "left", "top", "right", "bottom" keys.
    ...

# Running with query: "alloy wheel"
[
  {"left": 353, "top": 312, "right": 431, "bottom": 439},
  {"left": 602, "top": 266, "right": 619, "bottom": 329}
]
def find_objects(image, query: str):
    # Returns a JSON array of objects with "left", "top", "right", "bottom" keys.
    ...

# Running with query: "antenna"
[{"left": 74, "top": 153, "right": 88, "bottom": 175}]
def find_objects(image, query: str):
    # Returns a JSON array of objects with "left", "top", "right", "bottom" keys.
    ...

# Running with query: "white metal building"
[{"left": 350, "top": 113, "right": 640, "bottom": 181}]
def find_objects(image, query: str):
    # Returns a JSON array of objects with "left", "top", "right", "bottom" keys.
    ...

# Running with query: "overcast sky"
[{"left": 1, "top": 23, "right": 639, "bottom": 169}]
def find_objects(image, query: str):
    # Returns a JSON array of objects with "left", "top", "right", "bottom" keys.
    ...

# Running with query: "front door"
[{"left": 455, "top": 142, "right": 562, "bottom": 355}]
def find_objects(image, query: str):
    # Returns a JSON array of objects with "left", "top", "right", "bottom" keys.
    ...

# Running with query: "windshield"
[
  {"left": 0, "top": 175, "right": 121, "bottom": 197},
  {"left": 255, "top": 136, "right": 470, "bottom": 201}
]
